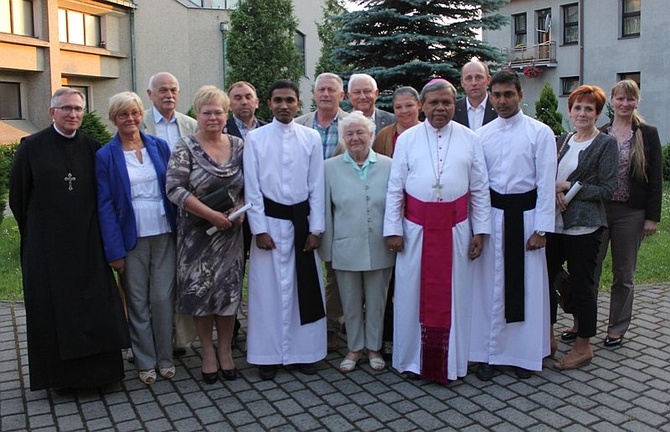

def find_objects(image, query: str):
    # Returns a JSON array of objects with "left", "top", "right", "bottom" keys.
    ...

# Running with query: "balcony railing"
[{"left": 503, "top": 41, "right": 557, "bottom": 68}]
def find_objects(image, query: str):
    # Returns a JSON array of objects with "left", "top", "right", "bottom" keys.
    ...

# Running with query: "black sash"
[
  {"left": 490, "top": 188, "right": 537, "bottom": 323},
  {"left": 263, "top": 197, "right": 325, "bottom": 325}
]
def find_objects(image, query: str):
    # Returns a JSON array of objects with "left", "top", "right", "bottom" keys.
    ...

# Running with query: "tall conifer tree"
[{"left": 333, "top": 0, "right": 508, "bottom": 109}]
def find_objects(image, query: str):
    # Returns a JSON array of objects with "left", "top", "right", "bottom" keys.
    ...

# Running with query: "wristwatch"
[{"left": 534, "top": 230, "right": 546, "bottom": 237}]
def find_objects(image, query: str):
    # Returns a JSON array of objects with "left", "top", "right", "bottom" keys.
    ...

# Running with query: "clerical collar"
[
  {"left": 498, "top": 109, "right": 524, "bottom": 126},
  {"left": 272, "top": 117, "right": 296, "bottom": 130},
  {"left": 52, "top": 124, "right": 77, "bottom": 139},
  {"left": 425, "top": 120, "right": 451, "bottom": 135}
]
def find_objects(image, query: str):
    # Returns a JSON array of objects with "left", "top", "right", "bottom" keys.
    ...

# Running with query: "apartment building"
[
  {"left": 483, "top": 0, "right": 669, "bottom": 142},
  {"left": 0, "top": 0, "right": 324, "bottom": 143}
]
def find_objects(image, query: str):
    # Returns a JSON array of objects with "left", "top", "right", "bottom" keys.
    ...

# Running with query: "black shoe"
[
  {"left": 381, "top": 341, "right": 393, "bottom": 362},
  {"left": 298, "top": 363, "right": 318, "bottom": 375},
  {"left": 402, "top": 371, "right": 421, "bottom": 380},
  {"left": 201, "top": 370, "right": 219, "bottom": 384},
  {"left": 476, "top": 363, "right": 494, "bottom": 381},
  {"left": 514, "top": 367, "right": 532, "bottom": 379},
  {"left": 560, "top": 331, "right": 578, "bottom": 341},
  {"left": 173, "top": 347, "right": 187, "bottom": 357},
  {"left": 259, "top": 365, "right": 278, "bottom": 380},
  {"left": 221, "top": 368, "right": 237, "bottom": 381},
  {"left": 604, "top": 335, "right": 623, "bottom": 347}
]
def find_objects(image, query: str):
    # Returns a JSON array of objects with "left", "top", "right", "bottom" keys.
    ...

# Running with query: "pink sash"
[{"left": 405, "top": 193, "right": 468, "bottom": 383}]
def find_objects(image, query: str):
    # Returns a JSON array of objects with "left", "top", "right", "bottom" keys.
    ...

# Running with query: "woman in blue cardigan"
[{"left": 96, "top": 92, "right": 177, "bottom": 385}]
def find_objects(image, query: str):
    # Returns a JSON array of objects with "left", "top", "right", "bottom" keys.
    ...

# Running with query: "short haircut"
[
  {"left": 336, "top": 110, "right": 375, "bottom": 153},
  {"left": 147, "top": 72, "right": 179, "bottom": 91},
  {"left": 490, "top": 71, "right": 522, "bottom": 93},
  {"left": 461, "top": 60, "right": 490, "bottom": 77},
  {"left": 267, "top": 79, "right": 300, "bottom": 101},
  {"left": 420, "top": 79, "right": 456, "bottom": 103},
  {"left": 314, "top": 73, "right": 344, "bottom": 92},
  {"left": 193, "top": 85, "right": 230, "bottom": 113},
  {"left": 347, "top": 73, "right": 378, "bottom": 92},
  {"left": 50, "top": 88, "right": 85, "bottom": 108},
  {"left": 108, "top": 92, "right": 144, "bottom": 123},
  {"left": 227, "top": 81, "right": 257, "bottom": 97},
  {"left": 568, "top": 84, "right": 607, "bottom": 115},
  {"left": 392, "top": 86, "right": 420, "bottom": 104}
]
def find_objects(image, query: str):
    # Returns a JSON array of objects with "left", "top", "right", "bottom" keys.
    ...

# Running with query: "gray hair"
[
  {"left": 337, "top": 110, "right": 375, "bottom": 148},
  {"left": 393, "top": 86, "right": 420, "bottom": 103},
  {"left": 108, "top": 92, "right": 144, "bottom": 123},
  {"left": 147, "top": 72, "right": 179, "bottom": 91},
  {"left": 314, "top": 73, "right": 344, "bottom": 92},
  {"left": 420, "top": 79, "right": 457, "bottom": 103},
  {"left": 50, "top": 88, "right": 85, "bottom": 108},
  {"left": 347, "top": 73, "right": 378, "bottom": 92}
]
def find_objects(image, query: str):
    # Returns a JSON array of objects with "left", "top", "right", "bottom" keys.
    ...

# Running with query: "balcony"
[{"left": 503, "top": 41, "right": 557, "bottom": 69}]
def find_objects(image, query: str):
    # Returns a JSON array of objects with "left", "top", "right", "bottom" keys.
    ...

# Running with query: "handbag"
[{"left": 554, "top": 266, "right": 574, "bottom": 314}]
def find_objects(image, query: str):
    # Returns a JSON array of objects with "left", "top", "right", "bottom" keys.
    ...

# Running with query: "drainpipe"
[
  {"left": 579, "top": 0, "right": 584, "bottom": 84},
  {"left": 220, "top": 21, "right": 229, "bottom": 90},
  {"left": 130, "top": 8, "right": 137, "bottom": 92}
]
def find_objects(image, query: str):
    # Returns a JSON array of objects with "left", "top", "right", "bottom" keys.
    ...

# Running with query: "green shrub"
[
  {"left": 663, "top": 143, "right": 670, "bottom": 181},
  {"left": 535, "top": 82, "right": 565, "bottom": 136},
  {"left": 0, "top": 142, "right": 20, "bottom": 225},
  {"left": 81, "top": 110, "right": 113, "bottom": 144}
]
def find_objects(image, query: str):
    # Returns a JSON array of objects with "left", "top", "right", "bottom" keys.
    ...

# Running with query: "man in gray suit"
[
  {"left": 295, "top": 72, "right": 349, "bottom": 350},
  {"left": 347, "top": 73, "right": 395, "bottom": 135},
  {"left": 142, "top": 72, "right": 198, "bottom": 151},
  {"left": 452, "top": 60, "right": 497, "bottom": 130},
  {"left": 142, "top": 72, "right": 197, "bottom": 356}
]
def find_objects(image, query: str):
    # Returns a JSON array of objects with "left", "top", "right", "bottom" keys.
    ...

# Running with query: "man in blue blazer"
[
  {"left": 453, "top": 61, "right": 497, "bottom": 130},
  {"left": 347, "top": 73, "right": 395, "bottom": 134}
]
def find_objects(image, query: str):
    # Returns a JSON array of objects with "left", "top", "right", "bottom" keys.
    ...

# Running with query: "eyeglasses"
[
  {"left": 117, "top": 111, "right": 143, "bottom": 120},
  {"left": 54, "top": 106, "right": 84, "bottom": 114}
]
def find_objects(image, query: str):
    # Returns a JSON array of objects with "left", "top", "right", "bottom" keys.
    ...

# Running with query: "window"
[
  {"left": 536, "top": 9, "right": 551, "bottom": 44},
  {"left": 58, "top": 8, "right": 101, "bottom": 47},
  {"left": 513, "top": 13, "right": 527, "bottom": 46},
  {"left": 561, "top": 77, "right": 580, "bottom": 96},
  {"left": 622, "top": 0, "right": 640, "bottom": 37},
  {"left": 64, "top": 85, "right": 90, "bottom": 112},
  {"left": 0, "top": 82, "right": 21, "bottom": 119},
  {"left": 562, "top": 3, "right": 578, "bottom": 45},
  {"left": 618, "top": 72, "right": 641, "bottom": 89},
  {"left": 294, "top": 31, "right": 306, "bottom": 75},
  {"left": 0, "top": 0, "right": 34, "bottom": 36}
]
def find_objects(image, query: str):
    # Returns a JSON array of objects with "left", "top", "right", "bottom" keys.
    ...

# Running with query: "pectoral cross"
[
  {"left": 64, "top": 172, "right": 76, "bottom": 191},
  {"left": 432, "top": 181, "right": 443, "bottom": 199}
]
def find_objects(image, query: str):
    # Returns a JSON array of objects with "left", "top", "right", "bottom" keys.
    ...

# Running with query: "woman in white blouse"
[{"left": 96, "top": 92, "right": 177, "bottom": 385}]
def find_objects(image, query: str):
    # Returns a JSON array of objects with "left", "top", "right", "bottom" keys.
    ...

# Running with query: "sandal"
[
  {"left": 339, "top": 351, "right": 361, "bottom": 373},
  {"left": 554, "top": 351, "right": 593, "bottom": 371},
  {"left": 159, "top": 366, "right": 176, "bottom": 380},
  {"left": 139, "top": 369, "right": 157, "bottom": 385},
  {"left": 368, "top": 355, "right": 385, "bottom": 371}
]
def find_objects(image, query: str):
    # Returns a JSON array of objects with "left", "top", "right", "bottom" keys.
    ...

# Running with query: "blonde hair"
[
  {"left": 193, "top": 85, "right": 230, "bottom": 113},
  {"left": 611, "top": 79, "right": 646, "bottom": 181},
  {"left": 108, "top": 92, "right": 144, "bottom": 124}
]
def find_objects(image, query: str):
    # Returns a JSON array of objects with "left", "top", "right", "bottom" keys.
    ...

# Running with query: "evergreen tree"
[
  {"left": 80, "top": 111, "right": 113, "bottom": 144},
  {"left": 333, "top": 0, "right": 508, "bottom": 109},
  {"left": 534, "top": 81, "right": 565, "bottom": 136},
  {"left": 228, "top": 0, "right": 303, "bottom": 120}
]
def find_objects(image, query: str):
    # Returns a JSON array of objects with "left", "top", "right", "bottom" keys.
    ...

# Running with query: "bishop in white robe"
[{"left": 384, "top": 79, "right": 491, "bottom": 382}]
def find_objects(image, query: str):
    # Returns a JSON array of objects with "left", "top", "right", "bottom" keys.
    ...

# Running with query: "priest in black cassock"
[{"left": 9, "top": 88, "right": 130, "bottom": 393}]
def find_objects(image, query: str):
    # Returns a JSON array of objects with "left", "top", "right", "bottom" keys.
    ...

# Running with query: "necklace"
[{"left": 424, "top": 122, "right": 453, "bottom": 201}]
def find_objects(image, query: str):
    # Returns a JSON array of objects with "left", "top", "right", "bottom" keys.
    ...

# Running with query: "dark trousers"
[{"left": 546, "top": 228, "right": 603, "bottom": 339}]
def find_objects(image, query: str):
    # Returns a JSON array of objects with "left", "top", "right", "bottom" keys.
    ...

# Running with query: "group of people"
[{"left": 9, "top": 61, "right": 661, "bottom": 393}]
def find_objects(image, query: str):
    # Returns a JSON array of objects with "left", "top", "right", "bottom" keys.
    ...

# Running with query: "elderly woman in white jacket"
[{"left": 319, "top": 111, "right": 395, "bottom": 373}]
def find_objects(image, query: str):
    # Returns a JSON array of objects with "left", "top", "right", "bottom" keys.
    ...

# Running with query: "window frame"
[
  {"left": 513, "top": 13, "right": 527, "bottom": 47},
  {"left": 0, "top": 0, "right": 34, "bottom": 37},
  {"left": 0, "top": 81, "right": 22, "bottom": 120},
  {"left": 617, "top": 72, "right": 641, "bottom": 89},
  {"left": 560, "top": 76, "right": 580, "bottom": 97},
  {"left": 621, "top": 0, "right": 641, "bottom": 38},
  {"left": 294, "top": 31, "right": 306, "bottom": 76},
  {"left": 535, "top": 8, "right": 551, "bottom": 45},
  {"left": 562, "top": 3, "right": 579, "bottom": 45},
  {"left": 58, "top": 7, "right": 101, "bottom": 47}
]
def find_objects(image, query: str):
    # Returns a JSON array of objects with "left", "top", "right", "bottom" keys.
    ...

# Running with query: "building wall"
[{"left": 483, "top": 0, "right": 670, "bottom": 143}]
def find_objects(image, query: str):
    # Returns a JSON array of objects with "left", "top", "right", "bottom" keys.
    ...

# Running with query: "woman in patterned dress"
[{"left": 166, "top": 86, "right": 244, "bottom": 383}]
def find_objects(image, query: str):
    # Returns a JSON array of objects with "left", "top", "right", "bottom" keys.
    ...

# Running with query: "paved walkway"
[{"left": 1, "top": 285, "right": 669, "bottom": 431}]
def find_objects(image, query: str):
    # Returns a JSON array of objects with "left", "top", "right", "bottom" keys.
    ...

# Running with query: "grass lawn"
[{"left": 1, "top": 183, "right": 669, "bottom": 300}]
